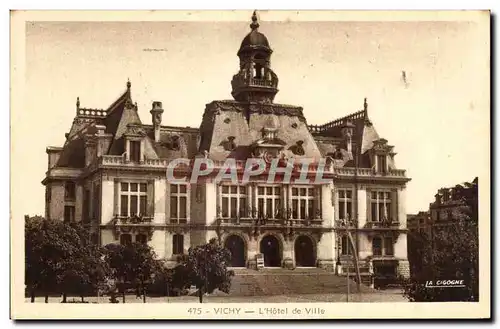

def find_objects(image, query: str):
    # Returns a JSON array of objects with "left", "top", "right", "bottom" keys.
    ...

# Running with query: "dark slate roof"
[
  {"left": 146, "top": 126, "right": 200, "bottom": 159},
  {"left": 198, "top": 100, "right": 323, "bottom": 161}
]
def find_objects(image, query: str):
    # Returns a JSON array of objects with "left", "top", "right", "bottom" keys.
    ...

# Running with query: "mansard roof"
[{"left": 197, "top": 100, "right": 322, "bottom": 161}]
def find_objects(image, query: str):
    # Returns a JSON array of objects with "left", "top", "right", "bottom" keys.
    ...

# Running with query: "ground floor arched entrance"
[
  {"left": 224, "top": 235, "right": 246, "bottom": 267},
  {"left": 294, "top": 235, "right": 316, "bottom": 267},
  {"left": 260, "top": 235, "right": 282, "bottom": 267}
]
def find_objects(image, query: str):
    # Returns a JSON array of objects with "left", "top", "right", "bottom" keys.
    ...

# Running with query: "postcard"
[{"left": 10, "top": 9, "right": 490, "bottom": 320}]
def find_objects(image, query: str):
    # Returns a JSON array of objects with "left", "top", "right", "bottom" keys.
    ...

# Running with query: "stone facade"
[{"left": 42, "top": 12, "right": 411, "bottom": 280}]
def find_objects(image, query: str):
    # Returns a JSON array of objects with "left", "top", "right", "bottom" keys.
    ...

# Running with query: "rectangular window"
[
  {"left": 220, "top": 185, "right": 247, "bottom": 218},
  {"left": 377, "top": 155, "right": 387, "bottom": 173},
  {"left": 257, "top": 185, "right": 281, "bottom": 218},
  {"left": 372, "top": 238, "right": 382, "bottom": 256},
  {"left": 136, "top": 234, "right": 148, "bottom": 244},
  {"left": 338, "top": 189, "right": 353, "bottom": 221},
  {"left": 170, "top": 184, "right": 189, "bottom": 223},
  {"left": 370, "top": 191, "right": 392, "bottom": 222},
  {"left": 291, "top": 187, "right": 318, "bottom": 220},
  {"left": 65, "top": 181, "right": 76, "bottom": 200},
  {"left": 119, "top": 182, "right": 148, "bottom": 217},
  {"left": 384, "top": 237, "right": 394, "bottom": 256},
  {"left": 341, "top": 235, "right": 352, "bottom": 255},
  {"left": 130, "top": 140, "right": 141, "bottom": 162},
  {"left": 173, "top": 234, "right": 184, "bottom": 255},
  {"left": 120, "top": 234, "right": 132, "bottom": 246},
  {"left": 64, "top": 205, "right": 75, "bottom": 223}
]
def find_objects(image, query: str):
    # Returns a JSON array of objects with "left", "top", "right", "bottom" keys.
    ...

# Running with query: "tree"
[
  {"left": 180, "top": 238, "right": 234, "bottom": 303},
  {"left": 103, "top": 242, "right": 160, "bottom": 303},
  {"left": 403, "top": 179, "right": 478, "bottom": 302},
  {"left": 25, "top": 217, "right": 110, "bottom": 303},
  {"left": 58, "top": 223, "right": 111, "bottom": 302},
  {"left": 25, "top": 216, "right": 82, "bottom": 303}
]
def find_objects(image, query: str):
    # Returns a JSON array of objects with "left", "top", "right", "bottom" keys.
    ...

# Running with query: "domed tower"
[{"left": 231, "top": 11, "right": 279, "bottom": 104}]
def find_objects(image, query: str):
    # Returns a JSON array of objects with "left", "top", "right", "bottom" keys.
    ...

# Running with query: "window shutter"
[
  {"left": 147, "top": 180, "right": 155, "bottom": 217},
  {"left": 366, "top": 188, "right": 371, "bottom": 222},
  {"left": 113, "top": 179, "right": 119, "bottom": 216},
  {"left": 391, "top": 189, "right": 398, "bottom": 223}
]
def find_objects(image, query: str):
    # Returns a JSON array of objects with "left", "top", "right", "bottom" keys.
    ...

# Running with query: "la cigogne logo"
[{"left": 424, "top": 280, "right": 467, "bottom": 288}]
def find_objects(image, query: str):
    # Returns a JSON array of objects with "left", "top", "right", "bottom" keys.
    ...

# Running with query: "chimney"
[
  {"left": 95, "top": 125, "right": 112, "bottom": 158},
  {"left": 341, "top": 120, "right": 355, "bottom": 154},
  {"left": 150, "top": 101, "right": 164, "bottom": 142}
]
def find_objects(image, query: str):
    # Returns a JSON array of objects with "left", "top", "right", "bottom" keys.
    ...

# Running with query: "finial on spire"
[
  {"left": 250, "top": 10, "right": 260, "bottom": 31},
  {"left": 76, "top": 97, "right": 80, "bottom": 109},
  {"left": 364, "top": 97, "right": 368, "bottom": 111},
  {"left": 126, "top": 78, "right": 131, "bottom": 90}
]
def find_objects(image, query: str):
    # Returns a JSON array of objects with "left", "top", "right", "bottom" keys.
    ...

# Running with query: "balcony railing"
[
  {"left": 364, "top": 221, "right": 400, "bottom": 229},
  {"left": 334, "top": 167, "right": 407, "bottom": 178},
  {"left": 231, "top": 74, "right": 279, "bottom": 90},
  {"left": 112, "top": 215, "right": 154, "bottom": 225},
  {"left": 216, "top": 216, "right": 322, "bottom": 227},
  {"left": 99, "top": 155, "right": 169, "bottom": 168}
]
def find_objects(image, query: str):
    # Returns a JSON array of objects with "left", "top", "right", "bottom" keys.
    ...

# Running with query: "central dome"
[
  {"left": 237, "top": 11, "right": 272, "bottom": 56},
  {"left": 240, "top": 30, "right": 270, "bottom": 49}
]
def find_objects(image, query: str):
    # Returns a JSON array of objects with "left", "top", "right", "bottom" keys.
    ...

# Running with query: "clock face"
[{"left": 263, "top": 151, "right": 273, "bottom": 163}]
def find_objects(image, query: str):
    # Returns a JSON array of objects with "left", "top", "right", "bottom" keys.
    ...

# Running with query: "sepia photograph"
[{"left": 10, "top": 9, "right": 490, "bottom": 319}]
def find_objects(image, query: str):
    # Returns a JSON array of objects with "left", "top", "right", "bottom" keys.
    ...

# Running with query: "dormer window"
[
  {"left": 130, "top": 140, "right": 141, "bottom": 162},
  {"left": 171, "top": 135, "right": 180, "bottom": 151},
  {"left": 376, "top": 154, "right": 387, "bottom": 173}
]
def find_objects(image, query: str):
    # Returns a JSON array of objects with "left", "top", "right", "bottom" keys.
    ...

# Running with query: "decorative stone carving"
[
  {"left": 289, "top": 140, "right": 305, "bottom": 156},
  {"left": 125, "top": 124, "right": 147, "bottom": 137}
]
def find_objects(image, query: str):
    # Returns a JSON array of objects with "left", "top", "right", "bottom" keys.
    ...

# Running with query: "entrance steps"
[{"left": 213, "top": 268, "right": 374, "bottom": 296}]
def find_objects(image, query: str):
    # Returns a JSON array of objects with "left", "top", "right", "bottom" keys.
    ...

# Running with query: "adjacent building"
[
  {"left": 42, "top": 12, "right": 411, "bottom": 280},
  {"left": 407, "top": 177, "right": 478, "bottom": 276}
]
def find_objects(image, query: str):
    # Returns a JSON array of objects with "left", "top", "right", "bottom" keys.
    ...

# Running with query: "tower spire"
[
  {"left": 126, "top": 78, "right": 131, "bottom": 91},
  {"left": 364, "top": 97, "right": 368, "bottom": 111},
  {"left": 250, "top": 10, "right": 260, "bottom": 31}
]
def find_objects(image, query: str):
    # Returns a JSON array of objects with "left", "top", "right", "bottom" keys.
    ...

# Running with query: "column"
[
  {"left": 186, "top": 183, "right": 191, "bottom": 223},
  {"left": 140, "top": 139, "right": 145, "bottom": 162},
  {"left": 75, "top": 184, "right": 83, "bottom": 222},
  {"left": 247, "top": 184, "right": 253, "bottom": 217},
  {"left": 357, "top": 189, "right": 367, "bottom": 228},
  {"left": 217, "top": 184, "right": 222, "bottom": 218},
  {"left": 125, "top": 139, "right": 130, "bottom": 162},
  {"left": 283, "top": 238, "right": 294, "bottom": 269},
  {"left": 317, "top": 231, "right": 335, "bottom": 271},
  {"left": 247, "top": 238, "right": 258, "bottom": 269},
  {"left": 101, "top": 178, "right": 114, "bottom": 225},
  {"left": 151, "top": 229, "right": 166, "bottom": 259},
  {"left": 398, "top": 187, "right": 407, "bottom": 229},
  {"left": 154, "top": 178, "right": 166, "bottom": 225},
  {"left": 321, "top": 183, "right": 334, "bottom": 227}
]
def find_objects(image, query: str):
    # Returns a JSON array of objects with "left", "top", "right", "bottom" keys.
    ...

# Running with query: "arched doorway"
[
  {"left": 224, "top": 235, "right": 246, "bottom": 267},
  {"left": 294, "top": 235, "right": 316, "bottom": 267},
  {"left": 260, "top": 235, "right": 282, "bottom": 267}
]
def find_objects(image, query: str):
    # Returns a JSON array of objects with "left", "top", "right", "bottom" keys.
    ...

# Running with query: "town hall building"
[{"left": 42, "top": 12, "right": 411, "bottom": 280}]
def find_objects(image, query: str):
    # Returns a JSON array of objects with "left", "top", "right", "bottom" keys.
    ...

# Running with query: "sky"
[{"left": 13, "top": 11, "right": 489, "bottom": 219}]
